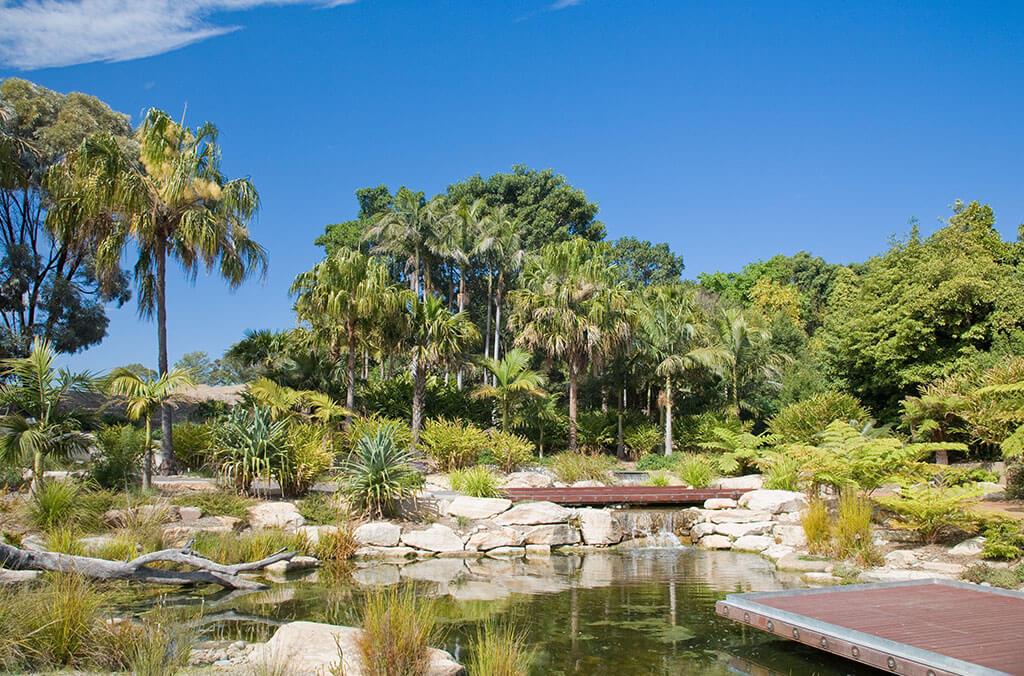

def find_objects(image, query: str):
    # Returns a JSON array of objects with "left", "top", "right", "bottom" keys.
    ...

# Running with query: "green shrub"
[
  {"left": 768, "top": 391, "right": 870, "bottom": 443},
  {"left": 26, "top": 479, "right": 82, "bottom": 531},
  {"left": 282, "top": 423, "right": 335, "bottom": 496},
  {"left": 171, "top": 491, "right": 253, "bottom": 520},
  {"left": 488, "top": 430, "right": 534, "bottom": 473},
  {"left": 297, "top": 492, "right": 345, "bottom": 525},
  {"left": 962, "top": 562, "right": 1023, "bottom": 589},
  {"left": 576, "top": 411, "right": 614, "bottom": 455},
  {"left": 357, "top": 585, "right": 440, "bottom": 676},
  {"left": 172, "top": 421, "right": 215, "bottom": 472},
  {"left": 214, "top": 405, "right": 290, "bottom": 494},
  {"left": 420, "top": 418, "right": 488, "bottom": 471},
  {"left": 981, "top": 521, "right": 1024, "bottom": 560},
  {"left": 549, "top": 453, "right": 613, "bottom": 484},
  {"left": 1006, "top": 462, "right": 1024, "bottom": 500},
  {"left": 624, "top": 423, "right": 661, "bottom": 459},
  {"left": 636, "top": 453, "right": 676, "bottom": 471},
  {"left": 346, "top": 414, "right": 412, "bottom": 453},
  {"left": 676, "top": 453, "right": 716, "bottom": 488},
  {"left": 340, "top": 427, "right": 422, "bottom": 518},
  {"left": 802, "top": 499, "right": 832, "bottom": 555},
  {"left": 90, "top": 424, "right": 144, "bottom": 490},
  {"left": 834, "top": 492, "right": 880, "bottom": 566},
  {"left": 760, "top": 453, "right": 801, "bottom": 491},
  {"left": 467, "top": 623, "right": 533, "bottom": 676},
  {"left": 450, "top": 466, "right": 501, "bottom": 498},
  {"left": 878, "top": 485, "right": 982, "bottom": 544},
  {"left": 932, "top": 466, "right": 1000, "bottom": 487}
]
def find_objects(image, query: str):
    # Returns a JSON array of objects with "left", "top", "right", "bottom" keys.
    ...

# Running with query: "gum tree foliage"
[
  {"left": 315, "top": 184, "right": 393, "bottom": 254},
  {"left": 819, "top": 201, "right": 1024, "bottom": 415},
  {"left": 0, "top": 78, "right": 131, "bottom": 357},
  {"left": 445, "top": 165, "right": 605, "bottom": 251},
  {"left": 609, "top": 236, "right": 685, "bottom": 287}
]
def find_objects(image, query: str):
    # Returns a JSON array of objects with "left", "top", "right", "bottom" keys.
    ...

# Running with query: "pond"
[{"left": 129, "top": 548, "right": 876, "bottom": 675}]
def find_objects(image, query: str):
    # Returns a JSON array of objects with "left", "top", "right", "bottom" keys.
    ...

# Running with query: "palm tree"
[
  {"left": 48, "top": 109, "right": 266, "bottom": 473},
  {"left": 476, "top": 204, "right": 524, "bottom": 365},
  {"left": 711, "top": 307, "right": 788, "bottom": 418},
  {"left": 291, "top": 248, "right": 400, "bottom": 427},
  {"left": 473, "top": 348, "right": 546, "bottom": 431},
  {"left": 364, "top": 188, "right": 434, "bottom": 297},
  {"left": 0, "top": 338, "right": 94, "bottom": 490},
  {"left": 510, "top": 239, "right": 632, "bottom": 452},
  {"left": 107, "top": 366, "right": 195, "bottom": 490},
  {"left": 405, "top": 295, "right": 479, "bottom": 445},
  {"left": 640, "top": 286, "right": 728, "bottom": 455},
  {"left": 440, "top": 198, "right": 488, "bottom": 387}
]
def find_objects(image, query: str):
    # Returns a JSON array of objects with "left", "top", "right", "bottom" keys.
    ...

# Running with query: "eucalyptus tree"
[
  {"left": 639, "top": 285, "right": 727, "bottom": 455},
  {"left": 291, "top": 248, "right": 400, "bottom": 427},
  {"left": 106, "top": 366, "right": 195, "bottom": 490},
  {"left": 712, "top": 307, "right": 787, "bottom": 418},
  {"left": 510, "top": 239, "right": 632, "bottom": 452},
  {"left": 405, "top": 295, "right": 479, "bottom": 445},
  {"left": 48, "top": 108, "right": 266, "bottom": 472},
  {"left": 473, "top": 348, "right": 546, "bottom": 431},
  {"left": 0, "top": 338, "right": 94, "bottom": 490}
]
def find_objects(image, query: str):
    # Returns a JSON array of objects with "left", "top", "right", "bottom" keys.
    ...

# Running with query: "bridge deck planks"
[
  {"left": 716, "top": 579, "right": 1024, "bottom": 675},
  {"left": 500, "top": 486, "right": 751, "bottom": 506}
]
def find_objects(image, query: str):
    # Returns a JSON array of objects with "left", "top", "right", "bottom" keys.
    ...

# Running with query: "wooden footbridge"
[
  {"left": 717, "top": 579, "right": 1024, "bottom": 675},
  {"left": 501, "top": 485, "right": 751, "bottom": 506}
]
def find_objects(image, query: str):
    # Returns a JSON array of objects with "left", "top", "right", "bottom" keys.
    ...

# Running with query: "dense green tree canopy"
[
  {"left": 0, "top": 77, "right": 132, "bottom": 357},
  {"left": 819, "top": 201, "right": 1024, "bottom": 415},
  {"left": 609, "top": 236, "right": 685, "bottom": 287}
]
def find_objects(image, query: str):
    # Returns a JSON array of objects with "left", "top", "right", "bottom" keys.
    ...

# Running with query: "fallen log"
[{"left": 0, "top": 540, "right": 295, "bottom": 590}]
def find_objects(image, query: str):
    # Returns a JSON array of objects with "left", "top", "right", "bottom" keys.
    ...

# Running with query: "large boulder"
[
  {"left": 354, "top": 522, "right": 402, "bottom": 547},
  {"left": 703, "top": 498, "right": 737, "bottom": 510},
  {"left": 247, "top": 502, "right": 306, "bottom": 531},
  {"left": 520, "top": 524, "right": 581, "bottom": 546},
  {"left": 948, "top": 536, "right": 986, "bottom": 557},
  {"left": 501, "top": 471, "right": 554, "bottom": 489},
  {"left": 247, "top": 622, "right": 463, "bottom": 675},
  {"left": 708, "top": 509, "right": 772, "bottom": 524},
  {"left": 297, "top": 525, "right": 339, "bottom": 547},
  {"left": 401, "top": 524, "right": 465, "bottom": 553},
  {"left": 575, "top": 508, "right": 623, "bottom": 546},
  {"left": 445, "top": 496, "right": 511, "bottom": 520},
  {"left": 494, "top": 501, "right": 571, "bottom": 526},
  {"left": 772, "top": 524, "right": 808, "bottom": 548},
  {"left": 466, "top": 526, "right": 524, "bottom": 551},
  {"left": 713, "top": 521, "right": 773, "bottom": 538},
  {"left": 697, "top": 534, "right": 732, "bottom": 549},
  {"left": 738, "top": 489, "right": 808, "bottom": 514},
  {"left": 712, "top": 475, "right": 764, "bottom": 490},
  {"left": 161, "top": 516, "right": 242, "bottom": 547},
  {"left": 690, "top": 522, "right": 716, "bottom": 540},
  {"left": 732, "top": 535, "right": 773, "bottom": 552}
]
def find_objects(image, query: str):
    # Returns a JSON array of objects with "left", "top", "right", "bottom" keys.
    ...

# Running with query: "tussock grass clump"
[
  {"left": 44, "top": 525, "right": 84, "bottom": 555},
  {"left": 802, "top": 499, "right": 832, "bottom": 555},
  {"left": 450, "top": 466, "right": 501, "bottom": 498},
  {"left": 26, "top": 479, "right": 82, "bottom": 531},
  {"left": 358, "top": 585, "right": 440, "bottom": 676},
  {"left": 97, "top": 611, "right": 195, "bottom": 675},
  {"left": 420, "top": 417, "right": 489, "bottom": 471},
  {"left": 314, "top": 526, "right": 358, "bottom": 562},
  {"left": 191, "top": 528, "right": 309, "bottom": 564},
  {"left": 298, "top": 492, "right": 346, "bottom": 525},
  {"left": 171, "top": 490, "right": 254, "bottom": 520},
  {"left": 675, "top": 453, "right": 716, "bottom": 489},
  {"left": 467, "top": 623, "right": 533, "bottom": 676},
  {"left": 549, "top": 452, "right": 612, "bottom": 485},
  {"left": 487, "top": 430, "right": 534, "bottom": 473},
  {"left": 834, "top": 492, "right": 881, "bottom": 566},
  {"left": 646, "top": 472, "right": 671, "bottom": 487}
]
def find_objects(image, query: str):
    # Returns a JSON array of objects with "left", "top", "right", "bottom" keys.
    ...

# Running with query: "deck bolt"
[
  {"left": 887, "top": 657, "right": 897, "bottom": 670},
  {"left": 743, "top": 612, "right": 750, "bottom": 623},
  {"left": 792, "top": 628, "right": 800, "bottom": 639},
  {"left": 851, "top": 647, "right": 860, "bottom": 658},
  {"left": 820, "top": 637, "right": 828, "bottom": 648},
  {"left": 766, "top": 621, "right": 774, "bottom": 632}
]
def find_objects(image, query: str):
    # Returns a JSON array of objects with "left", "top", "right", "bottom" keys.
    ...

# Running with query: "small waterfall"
[{"left": 617, "top": 509, "right": 684, "bottom": 549}]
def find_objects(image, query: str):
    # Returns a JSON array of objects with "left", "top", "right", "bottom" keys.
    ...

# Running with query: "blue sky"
[{"left": 1, "top": 0, "right": 1022, "bottom": 372}]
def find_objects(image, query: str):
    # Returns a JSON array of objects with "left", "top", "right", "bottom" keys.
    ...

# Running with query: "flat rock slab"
[
  {"left": 354, "top": 521, "right": 401, "bottom": 547},
  {"left": 247, "top": 502, "right": 305, "bottom": 531},
  {"left": 444, "top": 496, "right": 511, "bottom": 520},
  {"left": 738, "top": 489, "right": 808, "bottom": 514},
  {"left": 401, "top": 524, "right": 465, "bottom": 552},
  {"left": 776, "top": 554, "right": 832, "bottom": 573},
  {"left": 494, "top": 501, "right": 571, "bottom": 526}
]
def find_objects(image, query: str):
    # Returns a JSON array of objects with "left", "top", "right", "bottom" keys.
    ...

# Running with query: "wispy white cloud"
[
  {"left": 551, "top": 0, "right": 583, "bottom": 9},
  {"left": 0, "top": 0, "right": 355, "bottom": 70}
]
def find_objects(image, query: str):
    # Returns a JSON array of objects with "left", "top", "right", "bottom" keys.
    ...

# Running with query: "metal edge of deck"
[{"left": 716, "top": 579, "right": 1019, "bottom": 676}]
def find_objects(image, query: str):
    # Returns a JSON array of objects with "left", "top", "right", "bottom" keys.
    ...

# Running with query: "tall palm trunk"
[
  {"left": 664, "top": 376, "right": 674, "bottom": 456},
  {"left": 156, "top": 236, "right": 174, "bottom": 474},
  {"left": 31, "top": 449, "right": 44, "bottom": 492},
  {"left": 731, "top": 365, "right": 741, "bottom": 419},
  {"left": 142, "top": 414, "right": 153, "bottom": 491},
  {"left": 456, "top": 269, "right": 466, "bottom": 390},
  {"left": 616, "top": 384, "right": 625, "bottom": 460},
  {"left": 483, "top": 272, "right": 493, "bottom": 384},
  {"left": 493, "top": 272, "right": 504, "bottom": 361},
  {"left": 411, "top": 355, "right": 425, "bottom": 447},
  {"left": 345, "top": 320, "right": 357, "bottom": 430},
  {"left": 568, "top": 363, "right": 579, "bottom": 452}
]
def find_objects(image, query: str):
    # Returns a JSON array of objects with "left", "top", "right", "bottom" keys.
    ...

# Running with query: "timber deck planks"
[
  {"left": 500, "top": 486, "right": 750, "bottom": 506},
  {"left": 716, "top": 579, "right": 1024, "bottom": 675}
]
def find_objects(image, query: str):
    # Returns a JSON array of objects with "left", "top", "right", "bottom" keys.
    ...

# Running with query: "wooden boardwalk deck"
[
  {"left": 716, "top": 579, "right": 1024, "bottom": 675},
  {"left": 501, "top": 485, "right": 751, "bottom": 506}
]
